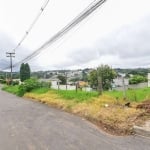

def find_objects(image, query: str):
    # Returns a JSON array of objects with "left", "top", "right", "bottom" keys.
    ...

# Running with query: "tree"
[
  {"left": 24, "top": 63, "right": 30, "bottom": 80},
  {"left": 20, "top": 63, "right": 31, "bottom": 82},
  {"left": 82, "top": 70, "right": 88, "bottom": 82},
  {"left": 69, "top": 77, "right": 81, "bottom": 82},
  {"left": 20, "top": 63, "right": 25, "bottom": 82},
  {"left": 88, "top": 70, "right": 98, "bottom": 89},
  {"left": 89, "top": 65, "right": 116, "bottom": 92},
  {"left": 129, "top": 75, "right": 147, "bottom": 84},
  {"left": 57, "top": 75, "right": 66, "bottom": 85}
]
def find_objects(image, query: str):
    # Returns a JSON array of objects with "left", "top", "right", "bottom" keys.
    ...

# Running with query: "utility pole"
[
  {"left": 6, "top": 52, "right": 15, "bottom": 81},
  {"left": 97, "top": 69, "right": 103, "bottom": 95},
  {"left": 97, "top": 76, "right": 103, "bottom": 95},
  {"left": 122, "top": 76, "right": 127, "bottom": 100},
  {"left": 65, "top": 72, "right": 67, "bottom": 90}
]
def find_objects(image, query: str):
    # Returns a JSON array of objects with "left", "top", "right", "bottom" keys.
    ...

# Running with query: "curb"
[{"left": 133, "top": 125, "right": 150, "bottom": 138}]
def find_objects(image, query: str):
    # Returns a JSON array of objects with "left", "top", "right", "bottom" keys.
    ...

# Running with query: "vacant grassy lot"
[
  {"left": 3, "top": 85, "right": 150, "bottom": 135},
  {"left": 24, "top": 88, "right": 150, "bottom": 135},
  {"left": 105, "top": 87, "right": 150, "bottom": 102}
]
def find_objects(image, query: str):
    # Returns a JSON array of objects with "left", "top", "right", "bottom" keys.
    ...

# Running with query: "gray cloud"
[
  {"left": 65, "top": 15, "right": 150, "bottom": 68},
  {"left": 0, "top": 33, "right": 15, "bottom": 70},
  {"left": 0, "top": 32, "right": 31, "bottom": 70},
  {"left": 1, "top": 14, "right": 150, "bottom": 71},
  {"left": 35, "top": 17, "right": 150, "bottom": 69},
  {"left": 97, "top": 15, "right": 150, "bottom": 60},
  {"left": 69, "top": 48, "right": 99, "bottom": 64}
]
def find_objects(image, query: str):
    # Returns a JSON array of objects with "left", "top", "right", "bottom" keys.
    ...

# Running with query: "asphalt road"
[{"left": 0, "top": 86, "right": 149, "bottom": 150}]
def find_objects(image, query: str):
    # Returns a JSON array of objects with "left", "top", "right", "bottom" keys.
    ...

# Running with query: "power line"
[
  {"left": 1, "top": 0, "right": 50, "bottom": 71},
  {"left": 3, "top": 0, "right": 107, "bottom": 70},
  {"left": 12, "top": 0, "right": 50, "bottom": 53}
]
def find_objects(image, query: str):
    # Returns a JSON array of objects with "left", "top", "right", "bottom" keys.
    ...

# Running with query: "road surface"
[{"left": 0, "top": 85, "right": 149, "bottom": 150}]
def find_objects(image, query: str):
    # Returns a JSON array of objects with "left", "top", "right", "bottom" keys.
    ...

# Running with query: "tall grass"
[
  {"left": 2, "top": 85, "right": 19, "bottom": 95},
  {"left": 25, "top": 89, "right": 144, "bottom": 135},
  {"left": 55, "top": 90, "right": 99, "bottom": 103},
  {"left": 105, "top": 87, "right": 150, "bottom": 102},
  {"left": 31, "top": 88, "right": 99, "bottom": 103},
  {"left": 31, "top": 87, "right": 50, "bottom": 94}
]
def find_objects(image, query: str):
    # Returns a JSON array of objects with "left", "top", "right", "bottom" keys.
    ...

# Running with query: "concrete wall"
[
  {"left": 51, "top": 85, "right": 92, "bottom": 91},
  {"left": 113, "top": 82, "right": 148, "bottom": 91}
]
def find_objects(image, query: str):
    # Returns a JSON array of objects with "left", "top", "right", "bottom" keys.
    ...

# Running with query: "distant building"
[
  {"left": 113, "top": 77, "right": 129, "bottom": 87},
  {"left": 50, "top": 79, "right": 61, "bottom": 86}
]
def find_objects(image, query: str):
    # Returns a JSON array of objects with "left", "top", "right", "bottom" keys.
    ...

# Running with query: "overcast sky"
[{"left": 0, "top": 0, "right": 150, "bottom": 71}]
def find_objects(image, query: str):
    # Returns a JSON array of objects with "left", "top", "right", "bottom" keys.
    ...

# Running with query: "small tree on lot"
[
  {"left": 89, "top": 65, "right": 116, "bottom": 93},
  {"left": 20, "top": 63, "right": 31, "bottom": 82}
]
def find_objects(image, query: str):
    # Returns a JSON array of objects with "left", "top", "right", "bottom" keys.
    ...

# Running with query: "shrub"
[
  {"left": 129, "top": 75, "right": 147, "bottom": 84},
  {"left": 12, "top": 80, "right": 19, "bottom": 86},
  {"left": 40, "top": 81, "right": 51, "bottom": 88},
  {"left": 18, "top": 78, "right": 41, "bottom": 96},
  {"left": 24, "top": 78, "right": 41, "bottom": 92},
  {"left": 0, "top": 79, "right": 6, "bottom": 84},
  {"left": 17, "top": 85, "right": 26, "bottom": 97}
]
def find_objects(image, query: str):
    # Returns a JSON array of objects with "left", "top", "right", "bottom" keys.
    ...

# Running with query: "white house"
[{"left": 113, "top": 77, "right": 129, "bottom": 87}]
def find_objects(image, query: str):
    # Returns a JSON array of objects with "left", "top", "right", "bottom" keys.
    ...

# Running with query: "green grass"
[
  {"left": 31, "top": 87, "right": 50, "bottom": 94},
  {"left": 3, "top": 84, "right": 150, "bottom": 103},
  {"left": 2, "top": 85, "right": 99, "bottom": 102},
  {"left": 105, "top": 87, "right": 150, "bottom": 102},
  {"left": 55, "top": 90, "right": 99, "bottom": 103},
  {"left": 2, "top": 85, "right": 19, "bottom": 95},
  {"left": 28, "top": 88, "right": 99, "bottom": 103}
]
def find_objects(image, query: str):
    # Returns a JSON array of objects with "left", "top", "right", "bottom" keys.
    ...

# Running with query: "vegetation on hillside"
[{"left": 129, "top": 75, "right": 147, "bottom": 84}]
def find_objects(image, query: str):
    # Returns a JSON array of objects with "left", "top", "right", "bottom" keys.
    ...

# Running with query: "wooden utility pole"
[
  {"left": 65, "top": 72, "right": 67, "bottom": 90},
  {"left": 6, "top": 52, "right": 15, "bottom": 81},
  {"left": 97, "top": 69, "right": 103, "bottom": 95},
  {"left": 122, "top": 76, "right": 127, "bottom": 100},
  {"left": 97, "top": 76, "right": 103, "bottom": 95},
  {"left": 57, "top": 80, "right": 60, "bottom": 91}
]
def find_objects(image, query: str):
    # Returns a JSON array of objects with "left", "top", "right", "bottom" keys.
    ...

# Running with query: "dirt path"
[{"left": 0, "top": 87, "right": 149, "bottom": 150}]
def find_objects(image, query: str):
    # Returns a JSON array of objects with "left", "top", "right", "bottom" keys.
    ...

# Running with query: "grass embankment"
[{"left": 24, "top": 87, "right": 150, "bottom": 135}]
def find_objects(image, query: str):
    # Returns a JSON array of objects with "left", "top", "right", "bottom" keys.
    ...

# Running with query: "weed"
[
  {"left": 55, "top": 90, "right": 99, "bottom": 103},
  {"left": 2, "top": 85, "right": 19, "bottom": 94}
]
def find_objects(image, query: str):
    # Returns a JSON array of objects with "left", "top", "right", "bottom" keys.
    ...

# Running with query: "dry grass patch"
[
  {"left": 25, "top": 91, "right": 76, "bottom": 110},
  {"left": 72, "top": 95, "right": 144, "bottom": 135},
  {"left": 24, "top": 91, "right": 147, "bottom": 135}
]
